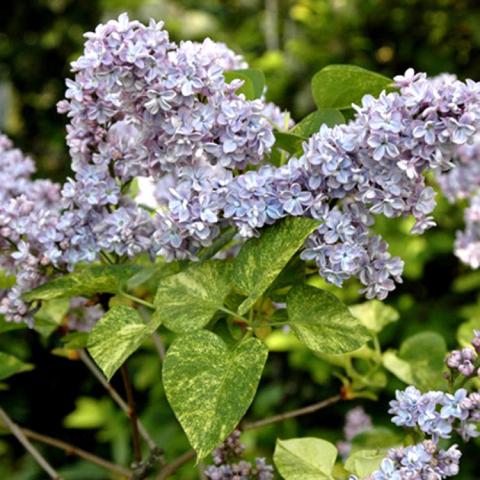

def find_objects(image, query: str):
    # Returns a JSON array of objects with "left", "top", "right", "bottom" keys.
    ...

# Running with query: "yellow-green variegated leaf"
[
  {"left": 163, "top": 330, "right": 268, "bottom": 459},
  {"left": 233, "top": 217, "right": 319, "bottom": 315},
  {"left": 274, "top": 437, "right": 337, "bottom": 480},
  {"left": 345, "top": 449, "right": 386, "bottom": 478},
  {"left": 350, "top": 300, "right": 399, "bottom": 333},
  {"left": 287, "top": 285, "right": 370, "bottom": 354},
  {"left": 24, "top": 265, "right": 139, "bottom": 301},
  {"left": 87, "top": 305, "right": 151, "bottom": 380},
  {"left": 154, "top": 260, "right": 232, "bottom": 333}
]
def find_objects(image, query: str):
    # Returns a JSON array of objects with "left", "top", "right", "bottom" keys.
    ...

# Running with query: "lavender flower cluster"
[
  {"left": 368, "top": 441, "right": 461, "bottom": 480},
  {"left": 3, "top": 13, "right": 480, "bottom": 324},
  {"left": 0, "top": 134, "right": 61, "bottom": 324},
  {"left": 389, "top": 386, "right": 480, "bottom": 442},
  {"left": 0, "top": 14, "right": 279, "bottom": 323},
  {"left": 204, "top": 430, "right": 274, "bottom": 480},
  {"left": 437, "top": 129, "right": 480, "bottom": 268}
]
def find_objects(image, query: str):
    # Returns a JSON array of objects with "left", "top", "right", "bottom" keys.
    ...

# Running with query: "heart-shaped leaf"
[
  {"left": 233, "top": 217, "right": 319, "bottom": 315},
  {"left": 154, "top": 260, "right": 232, "bottom": 333},
  {"left": 274, "top": 437, "right": 337, "bottom": 479},
  {"left": 287, "top": 285, "right": 370, "bottom": 354},
  {"left": 163, "top": 330, "right": 268, "bottom": 459},
  {"left": 88, "top": 305, "right": 151, "bottom": 380}
]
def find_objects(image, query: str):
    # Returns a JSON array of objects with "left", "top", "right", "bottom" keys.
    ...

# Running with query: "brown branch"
[
  {"left": 79, "top": 350, "right": 157, "bottom": 451},
  {"left": 120, "top": 364, "right": 142, "bottom": 464},
  {"left": 22, "top": 428, "right": 131, "bottom": 478},
  {"left": 0, "top": 406, "right": 62, "bottom": 480},
  {"left": 242, "top": 394, "right": 343, "bottom": 431},
  {"left": 156, "top": 450, "right": 196, "bottom": 480}
]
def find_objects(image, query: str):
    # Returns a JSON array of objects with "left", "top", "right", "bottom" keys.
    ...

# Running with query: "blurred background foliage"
[{"left": 2, "top": 0, "right": 480, "bottom": 479}]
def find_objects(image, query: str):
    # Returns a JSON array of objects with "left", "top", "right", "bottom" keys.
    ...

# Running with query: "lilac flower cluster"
[
  {"left": 0, "top": 14, "right": 279, "bottom": 323},
  {"left": 57, "top": 13, "right": 274, "bottom": 177},
  {"left": 337, "top": 406, "right": 373, "bottom": 459},
  {"left": 434, "top": 75, "right": 480, "bottom": 271},
  {"left": 389, "top": 386, "right": 480, "bottom": 441},
  {"left": 368, "top": 441, "right": 461, "bottom": 479},
  {"left": 446, "top": 331, "right": 480, "bottom": 378},
  {"left": 298, "top": 70, "right": 480, "bottom": 299},
  {"left": 0, "top": 134, "right": 61, "bottom": 325},
  {"left": 204, "top": 430, "right": 274, "bottom": 480}
]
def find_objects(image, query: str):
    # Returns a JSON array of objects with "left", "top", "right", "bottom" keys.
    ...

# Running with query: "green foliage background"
[{"left": 1, "top": 0, "right": 480, "bottom": 478}]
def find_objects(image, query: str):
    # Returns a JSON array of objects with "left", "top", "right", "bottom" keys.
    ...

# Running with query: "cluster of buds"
[
  {"left": 204, "top": 430, "right": 274, "bottom": 480},
  {"left": 446, "top": 330, "right": 480, "bottom": 380}
]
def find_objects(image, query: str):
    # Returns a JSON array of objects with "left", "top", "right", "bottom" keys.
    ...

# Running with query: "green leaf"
[
  {"left": 24, "top": 265, "right": 139, "bottom": 302},
  {"left": 312, "top": 65, "right": 392, "bottom": 110},
  {"left": 291, "top": 109, "right": 345, "bottom": 137},
  {"left": 224, "top": 68, "right": 265, "bottom": 100},
  {"left": 345, "top": 449, "right": 386, "bottom": 478},
  {"left": 273, "top": 131, "right": 306, "bottom": 155},
  {"left": 87, "top": 305, "right": 151, "bottom": 380},
  {"left": 233, "top": 217, "right": 319, "bottom": 315},
  {"left": 350, "top": 300, "right": 399, "bottom": 333},
  {"left": 61, "top": 332, "right": 90, "bottom": 350},
  {"left": 382, "top": 351, "right": 414, "bottom": 384},
  {"left": 383, "top": 331, "right": 447, "bottom": 390},
  {"left": 154, "top": 260, "right": 232, "bottom": 333},
  {"left": 0, "top": 352, "right": 34, "bottom": 381},
  {"left": 33, "top": 298, "right": 70, "bottom": 337},
  {"left": 64, "top": 397, "right": 111, "bottom": 429},
  {"left": 163, "top": 330, "right": 268, "bottom": 459},
  {"left": 273, "top": 437, "right": 337, "bottom": 479},
  {"left": 126, "top": 261, "right": 182, "bottom": 289},
  {"left": 351, "top": 427, "right": 402, "bottom": 452},
  {"left": 287, "top": 285, "right": 370, "bottom": 354},
  {"left": 0, "top": 316, "right": 27, "bottom": 334}
]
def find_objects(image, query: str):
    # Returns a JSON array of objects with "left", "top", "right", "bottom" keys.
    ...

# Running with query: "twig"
[
  {"left": 242, "top": 394, "right": 343, "bottom": 431},
  {"left": 152, "top": 332, "right": 166, "bottom": 361},
  {"left": 79, "top": 350, "right": 157, "bottom": 450},
  {"left": 22, "top": 428, "right": 131, "bottom": 478},
  {"left": 120, "top": 364, "right": 142, "bottom": 464},
  {"left": 120, "top": 290, "right": 155, "bottom": 310},
  {"left": 0, "top": 406, "right": 62, "bottom": 480},
  {"left": 156, "top": 450, "right": 196, "bottom": 480},
  {"left": 132, "top": 447, "right": 165, "bottom": 480}
]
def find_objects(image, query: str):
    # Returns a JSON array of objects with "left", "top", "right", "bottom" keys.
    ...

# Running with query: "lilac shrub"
[{"left": 4, "top": 12, "right": 480, "bottom": 480}]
